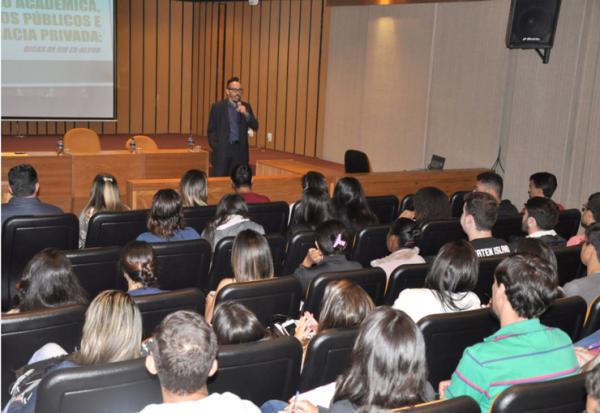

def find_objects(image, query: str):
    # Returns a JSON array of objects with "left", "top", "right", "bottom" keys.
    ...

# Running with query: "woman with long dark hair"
[
  {"left": 120, "top": 240, "right": 164, "bottom": 296},
  {"left": 290, "top": 187, "right": 334, "bottom": 232},
  {"left": 331, "top": 177, "right": 378, "bottom": 235},
  {"left": 212, "top": 301, "right": 268, "bottom": 345},
  {"left": 400, "top": 186, "right": 451, "bottom": 224}
]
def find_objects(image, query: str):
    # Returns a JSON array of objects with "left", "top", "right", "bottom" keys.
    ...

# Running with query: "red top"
[{"left": 240, "top": 192, "right": 271, "bottom": 204}]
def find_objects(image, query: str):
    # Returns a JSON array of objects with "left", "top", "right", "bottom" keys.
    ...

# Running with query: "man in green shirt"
[{"left": 440, "top": 254, "right": 579, "bottom": 412}]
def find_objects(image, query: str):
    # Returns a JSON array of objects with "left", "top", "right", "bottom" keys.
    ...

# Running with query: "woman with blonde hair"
[
  {"left": 179, "top": 169, "right": 208, "bottom": 207},
  {"left": 79, "top": 173, "right": 129, "bottom": 247}
]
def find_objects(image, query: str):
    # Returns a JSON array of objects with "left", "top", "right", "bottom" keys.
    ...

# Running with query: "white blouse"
[{"left": 393, "top": 288, "right": 481, "bottom": 323}]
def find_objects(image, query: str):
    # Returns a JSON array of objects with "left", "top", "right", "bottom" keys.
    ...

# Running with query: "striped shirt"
[{"left": 446, "top": 318, "right": 579, "bottom": 412}]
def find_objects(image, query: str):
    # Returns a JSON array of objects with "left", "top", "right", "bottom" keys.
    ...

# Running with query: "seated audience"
[
  {"left": 293, "top": 220, "right": 362, "bottom": 294},
  {"left": 180, "top": 169, "right": 209, "bottom": 207},
  {"left": 521, "top": 196, "right": 565, "bottom": 246},
  {"left": 261, "top": 307, "right": 433, "bottom": 413},
  {"left": 393, "top": 240, "right": 480, "bottom": 322},
  {"left": 370, "top": 217, "right": 425, "bottom": 279},
  {"left": 528, "top": 171, "right": 565, "bottom": 211},
  {"left": 8, "top": 248, "right": 88, "bottom": 313},
  {"left": 474, "top": 171, "right": 518, "bottom": 217},
  {"left": 400, "top": 186, "right": 451, "bottom": 224},
  {"left": 79, "top": 173, "right": 129, "bottom": 247},
  {"left": 290, "top": 187, "right": 334, "bottom": 232},
  {"left": 294, "top": 280, "right": 374, "bottom": 349},
  {"left": 563, "top": 224, "right": 600, "bottom": 305},
  {"left": 440, "top": 254, "right": 578, "bottom": 413},
  {"left": 5, "top": 290, "right": 142, "bottom": 413},
  {"left": 302, "top": 171, "right": 328, "bottom": 193},
  {"left": 587, "top": 364, "right": 600, "bottom": 413},
  {"left": 231, "top": 163, "right": 270, "bottom": 204},
  {"left": 140, "top": 310, "right": 260, "bottom": 412},
  {"left": 205, "top": 229, "right": 273, "bottom": 320},
  {"left": 212, "top": 301, "right": 268, "bottom": 345},
  {"left": 568, "top": 192, "right": 600, "bottom": 246},
  {"left": 1, "top": 163, "right": 62, "bottom": 225},
  {"left": 460, "top": 192, "right": 511, "bottom": 258},
  {"left": 138, "top": 189, "right": 200, "bottom": 243},
  {"left": 201, "top": 193, "right": 265, "bottom": 250},
  {"left": 120, "top": 240, "right": 164, "bottom": 296},
  {"left": 331, "top": 177, "right": 378, "bottom": 235}
]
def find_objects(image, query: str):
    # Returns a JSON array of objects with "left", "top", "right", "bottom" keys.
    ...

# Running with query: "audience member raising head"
[
  {"left": 79, "top": 173, "right": 129, "bottom": 247},
  {"left": 331, "top": 177, "right": 378, "bottom": 234},
  {"left": 230, "top": 163, "right": 270, "bottom": 204},
  {"left": 475, "top": 171, "right": 518, "bottom": 216},
  {"left": 179, "top": 169, "right": 208, "bottom": 207},
  {"left": 137, "top": 189, "right": 200, "bottom": 243},
  {"left": 371, "top": 217, "right": 425, "bottom": 279},
  {"left": 201, "top": 193, "right": 265, "bottom": 250},
  {"left": 212, "top": 301, "right": 267, "bottom": 345},
  {"left": 120, "top": 240, "right": 164, "bottom": 296},
  {"left": 563, "top": 223, "right": 600, "bottom": 305},
  {"left": 293, "top": 220, "right": 362, "bottom": 294},
  {"left": 401, "top": 186, "right": 451, "bottom": 223},
  {"left": 11, "top": 248, "right": 88, "bottom": 313},
  {"left": 522, "top": 196, "right": 565, "bottom": 247},
  {"left": 141, "top": 310, "right": 260, "bottom": 412},
  {"left": 568, "top": 192, "right": 600, "bottom": 246},
  {"left": 394, "top": 240, "right": 480, "bottom": 322}
]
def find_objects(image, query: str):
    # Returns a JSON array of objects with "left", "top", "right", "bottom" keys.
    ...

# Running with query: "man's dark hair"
[
  {"left": 463, "top": 192, "right": 498, "bottom": 231},
  {"left": 8, "top": 164, "right": 38, "bottom": 197},
  {"left": 476, "top": 171, "right": 504, "bottom": 198},
  {"left": 585, "top": 223, "right": 600, "bottom": 262},
  {"left": 494, "top": 254, "right": 558, "bottom": 318},
  {"left": 230, "top": 163, "right": 252, "bottom": 188},
  {"left": 586, "top": 192, "right": 600, "bottom": 223},
  {"left": 529, "top": 172, "right": 558, "bottom": 198},
  {"left": 524, "top": 197, "right": 559, "bottom": 230},
  {"left": 152, "top": 311, "right": 218, "bottom": 395},
  {"left": 226, "top": 77, "right": 240, "bottom": 87},
  {"left": 586, "top": 363, "right": 600, "bottom": 411}
]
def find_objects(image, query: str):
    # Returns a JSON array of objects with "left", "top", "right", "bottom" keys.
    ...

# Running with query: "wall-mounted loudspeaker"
[{"left": 506, "top": 0, "right": 562, "bottom": 64}]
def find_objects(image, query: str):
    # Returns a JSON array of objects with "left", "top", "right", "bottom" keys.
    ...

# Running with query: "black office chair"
[
  {"left": 418, "top": 308, "right": 498, "bottom": 389},
  {"left": 383, "top": 263, "right": 430, "bottom": 306},
  {"left": 299, "top": 328, "right": 358, "bottom": 392},
  {"left": 399, "top": 397, "right": 480, "bottom": 413},
  {"left": 183, "top": 205, "right": 218, "bottom": 235},
  {"left": 344, "top": 149, "right": 370, "bottom": 173},
  {"left": 247, "top": 201, "right": 290, "bottom": 235},
  {"left": 400, "top": 194, "right": 415, "bottom": 213},
  {"left": 490, "top": 373, "right": 586, "bottom": 413},
  {"left": 2, "top": 214, "right": 79, "bottom": 310},
  {"left": 582, "top": 295, "right": 600, "bottom": 338},
  {"left": 65, "top": 246, "right": 121, "bottom": 299},
  {"left": 35, "top": 358, "right": 162, "bottom": 413},
  {"left": 304, "top": 268, "right": 386, "bottom": 317},
  {"left": 555, "top": 208, "right": 582, "bottom": 240},
  {"left": 151, "top": 239, "right": 212, "bottom": 291},
  {"left": 215, "top": 277, "right": 303, "bottom": 326},
  {"left": 208, "top": 336, "right": 302, "bottom": 406},
  {"left": 540, "top": 295, "right": 587, "bottom": 341},
  {"left": 85, "top": 210, "right": 148, "bottom": 248},
  {"left": 475, "top": 255, "right": 504, "bottom": 305},
  {"left": 417, "top": 219, "right": 466, "bottom": 257},
  {"left": 133, "top": 288, "right": 205, "bottom": 338},
  {"left": 492, "top": 214, "right": 524, "bottom": 242},
  {"left": 350, "top": 225, "right": 390, "bottom": 268},
  {"left": 266, "top": 233, "right": 286, "bottom": 276},
  {"left": 281, "top": 231, "right": 316, "bottom": 276},
  {"left": 554, "top": 245, "right": 584, "bottom": 286},
  {"left": 2, "top": 305, "right": 86, "bottom": 407},
  {"left": 206, "top": 237, "right": 235, "bottom": 291},
  {"left": 366, "top": 195, "right": 399, "bottom": 225},
  {"left": 450, "top": 191, "right": 469, "bottom": 218}
]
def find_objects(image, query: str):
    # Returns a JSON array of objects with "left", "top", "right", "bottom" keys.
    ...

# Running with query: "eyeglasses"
[{"left": 227, "top": 87, "right": 243, "bottom": 93}]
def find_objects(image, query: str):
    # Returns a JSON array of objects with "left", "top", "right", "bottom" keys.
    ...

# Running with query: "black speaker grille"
[{"left": 506, "top": 0, "right": 562, "bottom": 49}]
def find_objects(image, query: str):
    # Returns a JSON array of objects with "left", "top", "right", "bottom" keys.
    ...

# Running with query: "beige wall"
[{"left": 322, "top": 0, "right": 600, "bottom": 209}]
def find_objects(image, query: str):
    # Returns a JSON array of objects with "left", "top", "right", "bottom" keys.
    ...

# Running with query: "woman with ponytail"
[
  {"left": 119, "top": 241, "right": 164, "bottom": 296},
  {"left": 79, "top": 173, "right": 129, "bottom": 247}
]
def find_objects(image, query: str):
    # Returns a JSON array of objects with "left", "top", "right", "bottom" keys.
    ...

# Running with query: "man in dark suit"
[{"left": 207, "top": 77, "right": 259, "bottom": 177}]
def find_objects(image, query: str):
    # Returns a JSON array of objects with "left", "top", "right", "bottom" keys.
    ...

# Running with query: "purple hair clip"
[{"left": 333, "top": 233, "right": 346, "bottom": 249}]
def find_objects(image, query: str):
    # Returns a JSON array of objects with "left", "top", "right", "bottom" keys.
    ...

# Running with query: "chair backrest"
[
  {"left": 85, "top": 210, "right": 149, "bottom": 248},
  {"left": 281, "top": 230, "right": 316, "bottom": 276},
  {"left": 539, "top": 295, "right": 587, "bottom": 341},
  {"left": 418, "top": 308, "right": 498, "bottom": 389},
  {"left": 489, "top": 373, "right": 586, "bottom": 413},
  {"left": 2, "top": 214, "right": 79, "bottom": 310},
  {"left": 216, "top": 277, "right": 303, "bottom": 326},
  {"left": 492, "top": 214, "right": 524, "bottom": 242},
  {"left": 554, "top": 245, "right": 583, "bottom": 286},
  {"left": 266, "top": 233, "right": 286, "bottom": 276},
  {"left": 288, "top": 200, "right": 301, "bottom": 226},
  {"left": 417, "top": 219, "right": 466, "bottom": 257},
  {"left": 400, "top": 194, "right": 415, "bottom": 212},
  {"left": 383, "top": 263, "right": 430, "bottom": 306},
  {"left": 1, "top": 305, "right": 86, "bottom": 407},
  {"left": 299, "top": 328, "right": 358, "bottom": 392},
  {"left": 35, "top": 358, "right": 161, "bottom": 413},
  {"left": 183, "top": 205, "right": 218, "bottom": 235},
  {"left": 63, "top": 128, "right": 101, "bottom": 153},
  {"left": 133, "top": 288, "right": 205, "bottom": 339},
  {"left": 151, "top": 239, "right": 212, "bottom": 291},
  {"left": 397, "top": 396, "right": 480, "bottom": 413},
  {"left": 366, "top": 195, "right": 399, "bottom": 225},
  {"left": 208, "top": 336, "right": 302, "bottom": 406},
  {"left": 350, "top": 225, "right": 390, "bottom": 268},
  {"left": 247, "top": 201, "right": 289, "bottom": 235},
  {"left": 65, "top": 246, "right": 121, "bottom": 299},
  {"left": 125, "top": 135, "right": 158, "bottom": 151},
  {"left": 304, "top": 268, "right": 386, "bottom": 317},
  {"left": 475, "top": 255, "right": 504, "bottom": 305},
  {"left": 555, "top": 208, "right": 582, "bottom": 240},
  {"left": 207, "top": 236, "right": 235, "bottom": 291},
  {"left": 344, "top": 149, "right": 370, "bottom": 173},
  {"left": 450, "top": 191, "right": 469, "bottom": 218},
  {"left": 582, "top": 295, "right": 600, "bottom": 338}
]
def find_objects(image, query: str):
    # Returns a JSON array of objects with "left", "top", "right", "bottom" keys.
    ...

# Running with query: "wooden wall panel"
[
  {"left": 143, "top": 0, "right": 158, "bottom": 134},
  {"left": 180, "top": 1, "right": 194, "bottom": 134},
  {"left": 284, "top": 0, "right": 301, "bottom": 153},
  {"left": 155, "top": 0, "right": 170, "bottom": 133},
  {"left": 129, "top": 0, "right": 144, "bottom": 134}
]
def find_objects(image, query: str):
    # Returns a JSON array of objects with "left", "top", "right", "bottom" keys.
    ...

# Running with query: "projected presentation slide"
[{"left": 1, "top": 0, "right": 115, "bottom": 119}]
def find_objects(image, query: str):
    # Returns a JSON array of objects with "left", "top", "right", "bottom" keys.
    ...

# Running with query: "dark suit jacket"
[
  {"left": 207, "top": 99, "right": 259, "bottom": 163},
  {"left": 1, "top": 197, "right": 63, "bottom": 225}
]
